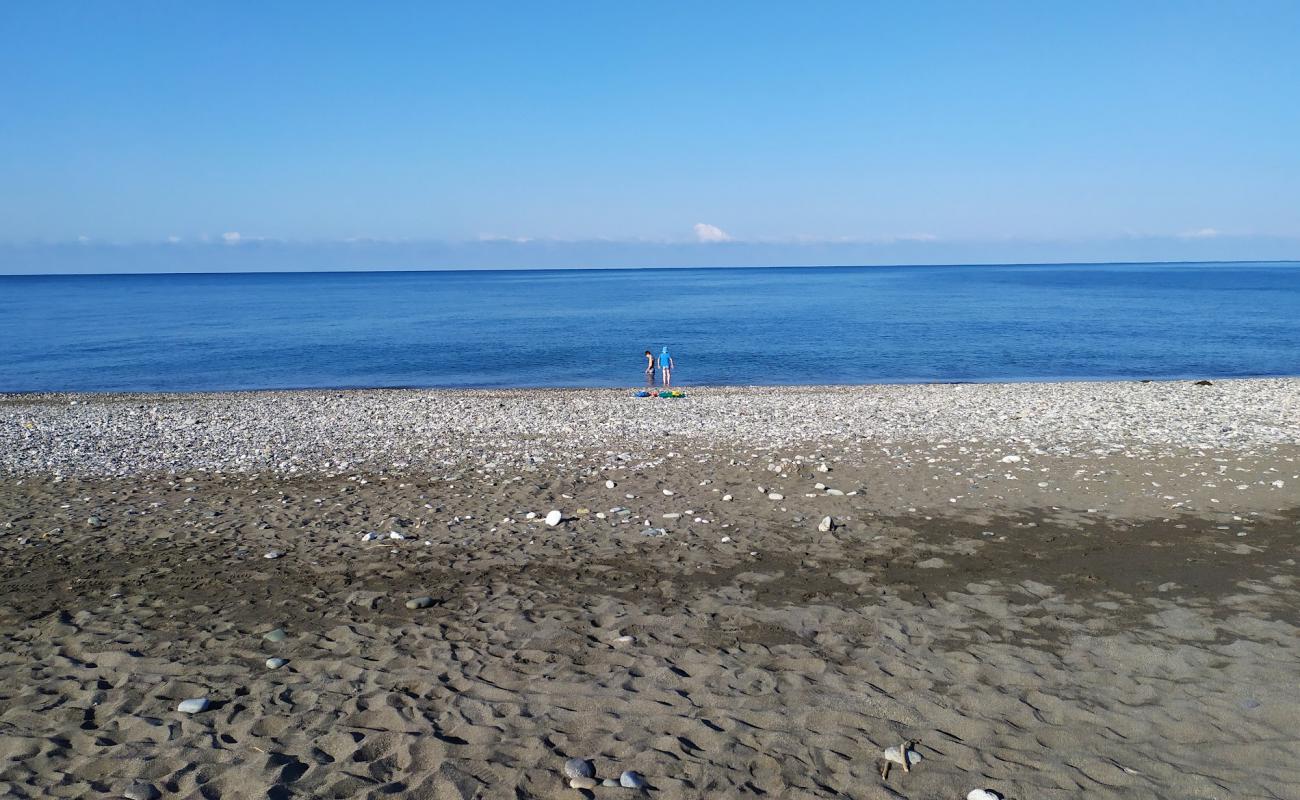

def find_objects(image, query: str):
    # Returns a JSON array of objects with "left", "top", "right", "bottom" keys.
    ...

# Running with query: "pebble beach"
[{"left": 2, "top": 379, "right": 1298, "bottom": 799}]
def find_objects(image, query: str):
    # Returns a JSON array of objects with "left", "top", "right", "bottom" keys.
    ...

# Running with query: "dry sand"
[{"left": 1, "top": 380, "right": 1298, "bottom": 799}]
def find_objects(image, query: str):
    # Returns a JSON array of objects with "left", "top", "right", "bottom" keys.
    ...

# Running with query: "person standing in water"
[
  {"left": 658, "top": 346, "right": 675, "bottom": 387},
  {"left": 643, "top": 350, "right": 655, "bottom": 388}
]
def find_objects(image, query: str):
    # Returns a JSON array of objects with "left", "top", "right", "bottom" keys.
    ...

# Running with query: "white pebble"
[
  {"left": 883, "top": 745, "right": 922, "bottom": 766},
  {"left": 177, "top": 697, "right": 210, "bottom": 714},
  {"left": 545, "top": 509, "right": 562, "bottom": 526}
]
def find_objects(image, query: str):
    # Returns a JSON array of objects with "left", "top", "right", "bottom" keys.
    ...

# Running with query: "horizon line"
[{"left": 2, "top": 257, "right": 1299, "bottom": 279}]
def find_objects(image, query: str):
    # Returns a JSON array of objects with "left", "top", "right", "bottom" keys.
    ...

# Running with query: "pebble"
[
  {"left": 1000, "top": 454, "right": 1022, "bottom": 463},
  {"left": 264, "top": 551, "right": 282, "bottom": 559},
  {"left": 620, "top": 770, "right": 648, "bottom": 789},
  {"left": 265, "top": 657, "right": 288, "bottom": 669},
  {"left": 662, "top": 513, "right": 681, "bottom": 520},
  {"left": 602, "top": 778, "right": 620, "bottom": 787},
  {"left": 569, "top": 777, "right": 598, "bottom": 790},
  {"left": 605, "top": 480, "right": 616, "bottom": 488},
  {"left": 177, "top": 697, "right": 210, "bottom": 714},
  {"left": 406, "top": 596, "right": 435, "bottom": 609},
  {"left": 563, "top": 758, "right": 595, "bottom": 780},
  {"left": 662, "top": 489, "right": 674, "bottom": 496},
  {"left": 917, "top": 557, "right": 948, "bottom": 568},
  {"left": 883, "top": 744, "right": 922, "bottom": 766},
  {"left": 767, "top": 492, "right": 784, "bottom": 500},
  {"left": 722, "top": 494, "right": 733, "bottom": 501},
  {"left": 967, "top": 791, "right": 1003, "bottom": 800},
  {"left": 122, "top": 781, "right": 161, "bottom": 800},
  {"left": 86, "top": 516, "right": 107, "bottom": 529},
  {"left": 263, "top": 628, "right": 287, "bottom": 642},
  {"left": 824, "top": 488, "right": 844, "bottom": 496},
  {"left": 545, "top": 509, "right": 562, "bottom": 526},
  {"left": 818, "top": 516, "right": 834, "bottom": 532}
]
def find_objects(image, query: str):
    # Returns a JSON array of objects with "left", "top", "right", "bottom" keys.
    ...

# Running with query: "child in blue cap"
[{"left": 658, "top": 347, "right": 675, "bottom": 387}]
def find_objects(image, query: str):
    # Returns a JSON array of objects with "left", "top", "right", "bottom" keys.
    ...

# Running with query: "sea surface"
[{"left": 2, "top": 262, "right": 1299, "bottom": 393}]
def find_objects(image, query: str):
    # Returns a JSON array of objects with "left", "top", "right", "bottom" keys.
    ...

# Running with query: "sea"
[{"left": 1, "top": 262, "right": 1298, "bottom": 393}]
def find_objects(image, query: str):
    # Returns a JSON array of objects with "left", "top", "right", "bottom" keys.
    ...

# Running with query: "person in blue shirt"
[{"left": 657, "top": 346, "right": 675, "bottom": 387}]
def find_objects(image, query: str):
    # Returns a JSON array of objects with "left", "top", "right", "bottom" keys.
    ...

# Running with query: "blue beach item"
[{"left": 635, "top": 390, "right": 651, "bottom": 397}]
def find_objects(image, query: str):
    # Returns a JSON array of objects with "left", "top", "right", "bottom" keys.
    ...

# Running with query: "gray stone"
[
  {"left": 265, "top": 657, "right": 288, "bottom": 669},
  {"left": 87, "top": 516, "right": 107, "bottom": 529},
  {"left": 123, "top": 782, "right": 161, "bottom": 800},
  {"left": 263, "top": 550, "right": 283, "bottom": 559},
  {"left": 563, "top": 758, "right": 595, "bottom": 780},
  {"left": 620, "top": 770, "right": 648, "bottom": 789},
  {"left": 569, "top": 777, "right": 598, "bottom": 790},
  {"left": 263, "top": 628, "right": 287, "bottom": 642},
  {"left": 177, "top": 697, "right": 209, "bottom": 714},
  {"left": 405, "top": 596, "right": 435, "bottom": 609},
  {"left": 602, "top": 778, "right": 620, "bottom": 787}
]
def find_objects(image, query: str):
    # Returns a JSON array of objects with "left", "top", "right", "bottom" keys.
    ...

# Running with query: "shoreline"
[{"left": 4, "top": 371, "right": 1300, "bottom": 399}]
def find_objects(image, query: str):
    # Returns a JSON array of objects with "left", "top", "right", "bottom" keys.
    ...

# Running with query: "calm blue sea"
[{"left": 1, "top": 262, "right": 1298, "bottom": 393}]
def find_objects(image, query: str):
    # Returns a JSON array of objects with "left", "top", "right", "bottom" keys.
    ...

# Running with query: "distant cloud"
[
  {"left": 693, "top": 222, "right": 732, "bottom": 243},
  {"left": 1179, "top": 227, "right": 1221, "bottom": 239},
  {"left": 221, "top": 231, "right": 242, "bottom": 244}
]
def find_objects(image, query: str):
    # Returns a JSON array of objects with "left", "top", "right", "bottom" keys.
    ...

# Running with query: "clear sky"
[{"left": 2, "top": 1, "right": 1298, "bottom": 272}]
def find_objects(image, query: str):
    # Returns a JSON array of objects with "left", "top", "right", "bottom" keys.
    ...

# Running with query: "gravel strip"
[{"left": 3, "top": 379, "right": 1297, "bottom": 477}]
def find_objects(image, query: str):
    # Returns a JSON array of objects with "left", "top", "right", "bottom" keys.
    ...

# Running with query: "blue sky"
[{"left": 2, "top": 1, "right": 1298, "bottom": 272}]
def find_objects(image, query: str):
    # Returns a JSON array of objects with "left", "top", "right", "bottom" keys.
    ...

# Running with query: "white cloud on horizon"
[
  {"left": 693, "top": 222, "right": 732, "bottom": 243},
  {"left": 1179, "top": 227, "right": 1222, "bottom": 239},
  {"left": 221, "top": 231, "right": 242, "bottom": 244}
]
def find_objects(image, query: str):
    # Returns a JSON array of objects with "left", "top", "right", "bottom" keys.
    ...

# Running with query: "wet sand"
[{"left": 1, "top": 381, "right": 1298, "bottom": 799}]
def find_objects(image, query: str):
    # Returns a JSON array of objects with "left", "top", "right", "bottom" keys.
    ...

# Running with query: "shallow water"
[{"left": 2, "top": 262, "right": 1298, "bottom": 392}]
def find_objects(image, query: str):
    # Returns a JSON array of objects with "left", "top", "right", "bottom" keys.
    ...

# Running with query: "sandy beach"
[{"left": 2, "top": 379, "right": 1298, "bottom": 799}]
